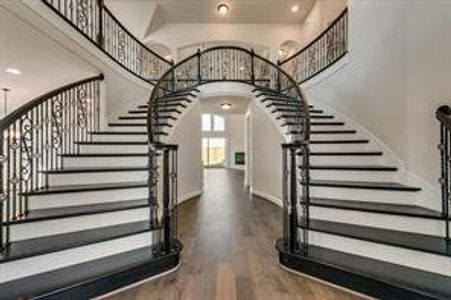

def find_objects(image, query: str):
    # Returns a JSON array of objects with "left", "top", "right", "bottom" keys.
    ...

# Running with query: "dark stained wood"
[{"left": 103, "top": 169, "right": 366, "bottom": 300}]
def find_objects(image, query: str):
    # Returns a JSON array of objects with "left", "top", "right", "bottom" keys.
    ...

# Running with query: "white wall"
[
  {"left": 167, "top": 103, "right": 203, "bottom": 203},
  {"left": 249, "top": 101, "right": 286, "bottom": 205},
  {"left": 145, "top": 23, "right": 306, "bottom": 61},
  {"left": 226, "top": 114, "right": 245, "bottom": 170},
  {"left": 0, "top": 6, "right": 96, "bottom": 113},
  {"left": 304, "top": 0, "right": 451, "bottom": 191}
]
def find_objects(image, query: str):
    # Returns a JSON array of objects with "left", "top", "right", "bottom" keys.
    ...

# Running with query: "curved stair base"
[
  {"left": 276, "top": 238, "right": 450, "bottom": 300},
  {"left": 0, "top": 242, "right": 182, "bottom": 300}
]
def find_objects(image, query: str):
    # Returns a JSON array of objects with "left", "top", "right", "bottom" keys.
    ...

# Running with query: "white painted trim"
[
  {"left": 251, "top": 188, "right": 283, "bottom": 207},
  {"left": 178, "top": 189, "right": 203, "bottom": 205},
  {"left": 300, "top": 54, "right": 350, "bottom": 89},
  {"left": 313, "top": 102, "right": 405, "bottom": 170}
]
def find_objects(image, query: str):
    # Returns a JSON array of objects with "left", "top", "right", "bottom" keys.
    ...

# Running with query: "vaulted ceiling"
[{"left": 105, "top": 0, "right": 316, "bottom": 36}]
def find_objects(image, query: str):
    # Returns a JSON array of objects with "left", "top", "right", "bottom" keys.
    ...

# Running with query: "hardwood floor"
[{"left": 103, "top": 169, "right": 365, "bottom": 300}]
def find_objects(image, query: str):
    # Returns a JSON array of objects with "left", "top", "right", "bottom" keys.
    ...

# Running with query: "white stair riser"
[
  {"left": 306, "top": 231, "right": 451, "bottom": 277},
  {"left": 117, "top": 118, "right": 149, "bottom": 124},
  {"left": 310, "top": 155, "right": 387, "bottom": 165},
  {"left": 310, "top": 143, "right": 375, "bottom": 152},
  {"left": 107, "top": 126, "right": 146, "bottom": 132},
  {"left": 310, "top": 133, "right": 362, "bottom": 141},
  {"left": 91, "top": 134, "right": 147, "bottom": 142},
  {"left": 63, "top": 156, "right": 147, "bottom": 168},
  {"left": 29, "top": 187, "right": 148, "bottom": 209},
  {"left": 310, "top": 170, "right": 399, "bottom": 182},
  {"left": 310, "top": 186, "right": 419, "bottom": 204},
  {"left": 311, "top": 125, "right": 348, "bottom": 131},
  {"left": 0, "top": 232, "right": 155, "bottom": 284},
  {"left": 10, "top": 208, "right": 149, "bottom": 241},
  {"left": 80, "top": 144, "right": 147, "bottom": 154},
  {"left": 48, "top": 171, "right": 147, "bottom": 186},
  {"left": 310, "top": 207, "right": 443, "bottom": 236}
]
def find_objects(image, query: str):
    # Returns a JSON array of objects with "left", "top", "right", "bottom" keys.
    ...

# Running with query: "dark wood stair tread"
[
  {"left": 24, "top": 181, "right": 147, "bottom": 195},
  {"left": 303, "top": 219, "right": 449, "bottom": 256},
  {"left": 307, "top": 164, "right": 397, "bottom": 171},
  {"left": 89, "top": 131, "right": 147, "bottom": 135},
  {"left": 76, "top": 141, "right": 147, "bottom": 145},
  {"left": 61, "top": 153, "right": 148, "bottom": 157},
  {"left": 306, "top": 197, "right": 442, "bottom": 219},
  {"left": 278, "top": 242, "right": 451, "bottom": 299},
  {"left": 309, "top": 139, "right": 369, "bottom": 144},
  {"left": 308, "top": 151, "right": 383, "bottom": 156},
  {"left": 0, "top": 246, "right": 178, "bottom": 299},
  {"left": 305, "top": 179, "right": 421, "bottom": 191},
  {"left": 9, "top": 199, "right": 148, "bottom": 225},
  {"left": 0, "top": 221, "right": 151, "bottom": 262},
  {"left": 44, "top": 166, "right": 148, "bottom": 174}
]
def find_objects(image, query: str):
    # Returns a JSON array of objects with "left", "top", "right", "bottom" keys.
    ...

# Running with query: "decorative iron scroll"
[
  {"left": 146, "top": 46, "right": 311, "bottom": 255},
  {"left": 0, "top": 75, "right": 104, "bottom": 251},
  {"left": 42, "top": 0, "right": 172, "bottom": 82},
  {"left": 279, "top": 8, "right": 348, "bottom": 84}
]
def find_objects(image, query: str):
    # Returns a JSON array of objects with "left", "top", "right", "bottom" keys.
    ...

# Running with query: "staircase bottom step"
[
  {"left": 0, "top": 243, "right": 181, "bottom": 300},
  {"left": 276, "top": 239, "right": 451, "bottom": 300}
]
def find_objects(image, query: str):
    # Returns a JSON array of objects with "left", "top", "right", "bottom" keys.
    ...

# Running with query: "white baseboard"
[
  {"left": 251, "top": 188, "right": 283, "bottom": 207},
  {"left": 178, "top": 189, "right": 203, "bottom": 205}
]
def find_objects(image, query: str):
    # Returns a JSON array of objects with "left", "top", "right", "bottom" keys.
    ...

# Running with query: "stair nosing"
[
  {"left": 24, "top": 181, "right": 148, "bottom": 196},
  {"left": 8, "top": 200, "right": 148, "bottom": 225},
  {"left": 302, "top": 219, "right": 449, "bottom": 256},
  {"left": 304, "top": 180, "right": 421, "bottom": 192},
  {"left": 0, "top": 221, "right": 152, "bottom": 263}
]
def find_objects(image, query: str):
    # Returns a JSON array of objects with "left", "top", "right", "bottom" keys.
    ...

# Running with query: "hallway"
[{"left": 104, "top": 169, "right": 363, "bottom": 300}]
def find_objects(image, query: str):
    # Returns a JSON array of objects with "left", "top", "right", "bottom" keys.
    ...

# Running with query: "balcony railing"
[
  {"left": 42, "top": 0, "right": 172, "bottom": 83},
  {"left": 279, "top": 8, "right": 348, "bottom": 84}
]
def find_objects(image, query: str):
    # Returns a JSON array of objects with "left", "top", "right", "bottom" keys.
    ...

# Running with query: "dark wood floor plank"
[{"left": 104, "top": 169, "right": 365, "bottom": 300}]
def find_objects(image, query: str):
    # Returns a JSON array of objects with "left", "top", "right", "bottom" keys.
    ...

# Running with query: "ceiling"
[
  {"left": 201, "top": 96, "right": 250, "bottom": 114},
  {"left": 106, "top": 0, "right": 316, "bottom": 35}
]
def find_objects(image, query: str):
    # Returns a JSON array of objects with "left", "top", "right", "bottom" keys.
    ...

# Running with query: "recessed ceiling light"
[
  {"left": 291, "top": 5, "right": 299, "bottom": 13},
  {"left": 6, "top": 68, "right": 21, "bottom": 75},
  {"left": 278, "top": 49, "right": 286, "bottom": 56},
  {"left": 221, "top": 103, "right": 232, "bottom": 110},
  {"left": 218, "top": 3, "right": 230, "bottom": 15}
]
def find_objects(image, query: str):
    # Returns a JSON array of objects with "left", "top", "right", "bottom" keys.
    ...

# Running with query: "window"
[
  {"left": 202, "top": 138, "right": 226, "bottom": 167},
  {"left": 202, "top": 114, "right": 225, "bottom": 132},
  {"left": 213, "top": 115, "right": 225, "bottom": 131},
  {"left": 201, "top": 114, "right": 226, "bottom": 167}
]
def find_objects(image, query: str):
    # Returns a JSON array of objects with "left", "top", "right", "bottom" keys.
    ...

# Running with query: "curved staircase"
[{"left": 1, "top": 2, "right": 450, "bottom": 299}]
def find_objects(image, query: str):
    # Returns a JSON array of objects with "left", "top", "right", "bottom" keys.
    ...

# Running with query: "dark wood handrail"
[
  {"left": 437, "top": 105, "right": 451, "bottom": 130},
  {"left": 279, "top": 7, "right": 348, "bottom": 66},
  {"left": 0, "top": 74, "right": 104, "bottom": 132}
]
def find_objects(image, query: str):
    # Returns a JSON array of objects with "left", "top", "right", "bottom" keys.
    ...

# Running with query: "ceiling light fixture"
[
  {"left": 6, "top": 68, "right": 21, "bottom": 75},
  {"left": 278, "top": 49, "right": 286, "bottom": 57},
  {"left": 165, "top": 54, "right": 171, "bottom": 60},
  {"left": 218, "top": 3, "right": 230, "bottom": 15},
  {"left": 291, "top": 5, "right": 299, "bottom": 13},
  {"left": 221, "top": 103, "right": 232, "bottom": 110}
]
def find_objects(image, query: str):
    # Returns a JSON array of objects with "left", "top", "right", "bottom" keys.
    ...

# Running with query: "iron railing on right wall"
[
  {"left": 437, "top": 105, "right": 451, "bottom": 244},
  {"left": 279, "top": 8, "right": 348, "bottom": 84}
]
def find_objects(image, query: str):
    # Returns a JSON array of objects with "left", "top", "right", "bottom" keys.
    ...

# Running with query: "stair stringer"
[{"left": 310, "top": 101, "right": 441, "bottom": 211}]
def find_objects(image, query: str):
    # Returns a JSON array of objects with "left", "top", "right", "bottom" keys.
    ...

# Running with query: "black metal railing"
[
  {"left": 279, "top": 8, "right": 348, "bottom": 84},
  {"left": 437, "top": 105, "right": 451, "bottom": 244},
  {"left": 146, "top": 46, "right": 311, "bottom": 255},
  {"left": 0, "top": 74, "right": 104, "bottom": 251},
  {"left": 42, "top": 0, "right": 172, "bottom": 83}
]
